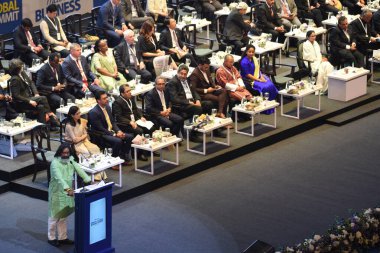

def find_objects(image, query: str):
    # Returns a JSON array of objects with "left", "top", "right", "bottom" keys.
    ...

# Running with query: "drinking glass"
[
  {"left": 165, "top": 128, "right": 170, "bottom": 133},
  {"left": 192, "top": 114, "right": 199, "bottom": 123},
  {"left": 178, "top": 15, "right": 182, "bottom": 23},
  {"left": 212, "top": 52, "right": 216, "bottom": 60},
  {"left": 240, "top": 97, "right": 247, "bottom": 107},
  {"left": 226, "top": 46, "right": 232, "bottom": 54},
  {"left": 107, "top": 148, "right": 113, "bottom": 156},
  {"left": 266, "top": 34, "right": 272, "bottom": 42},
  {"left": 135, "top": 75, "right": 141, "bottom": 85},
  {"left": 144, "top": 134, "right": 150, "bottom": 144},
  {"left": 103, "top": 148, "right": 108, "bottom": 156},
  {"left": 211, "top": 108, "right": 217, "bottom": 116},
  {"left": 60, "top": 98, "right": 65, "bottom": 108},
  {"left": 0, "top": 69, "right": 5, "bottom": 77},
  {"left": 67, "top": 99, "right": 73, "bottom": 106},
  {"left": 185, "top": 58, "right": 191, "bottom": 67},
  {"left": 191, "top": 11, "right": 197, "bottom": 20},
  {"left": 32, "top": 59, "right": 36, "bottom": 68},
  {"left": 264, "top": 92, "right": 270, "bottom": 105}
]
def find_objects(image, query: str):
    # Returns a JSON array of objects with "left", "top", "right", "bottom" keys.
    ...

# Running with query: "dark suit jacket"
[
  {"left": 295, "top": 0, "right": 318, "bottom": 12},
  {"left": 112, "top": 96, "right": 142, "bottom": 126},
  {"left": 0, "top": 86, "right": 8, "bottom": 117},
  {"left": 330, "top": 26, "right": 356, "bottom": 52},
  {"left": 189, "top": 67, "right": 216, "bottom": 96},
  {"left": 145, "top": 88, "right": 171, "bottom": 117},
  {"left": 167, "top": 75, "right": 201, "bottom": 109},
  {"left": 13, "top": 25, "right": 42, "bottom": 55},
  {"left": 10, "top": 73, "right": 38, "bottom": 104},
  {"left": 257, "top": 3, "right": 282, "bottom": 30},
  {"left": 36, "top": 63, "right": 67, "bottom": 96},
  {"left": 223, "top": 9, "right": 251, "bottom": 41},
  {"left": 373, "top": 9, "right": 380, "bottom": 34},
  {"left": 349, "top": 18, "right": 376, "bottom": 51},
  {"left": 114, "top": 40, "right": 143, "bottom": 72},
  {"left": 122, "top": 0, "right": 146, "bottom": 20},
  {"left": 97, "top": 1, "right": 126, "bottom": 31},
  {"left": 88, "top": 104, "right": 121, "bottom": 136},
  {"left": 158, "top": 28, "right": 184, "bottom": 52},
  {"left": 62, "top": 55, "right": 97, "bottom": 89}
]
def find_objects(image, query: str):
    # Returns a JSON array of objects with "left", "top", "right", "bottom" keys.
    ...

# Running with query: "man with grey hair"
[
  {"left": 114, "top": 29, "right": 152, "bottom": 83},
  {"left": 223, "top": 2, "right": 255, "bottom": 54},
  {"left": 145, "top": 76, "right": 184, "bottom": 137},
  {"left": 349, "top": 9, "right": 380, "bottom": 56},
  {"left": 62, "top": 43, "right": 102, "bottom": 99}
]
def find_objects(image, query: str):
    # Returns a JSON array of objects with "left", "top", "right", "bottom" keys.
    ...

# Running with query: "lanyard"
[
  {"left": 358, "top": 18, "right": 368, "bottom": 36},
  {"left": 120, "top": 96, "right": 134, "bottom": 117},
  {"left": 46, "top": 17, "right": 58, "bottom": 32}
]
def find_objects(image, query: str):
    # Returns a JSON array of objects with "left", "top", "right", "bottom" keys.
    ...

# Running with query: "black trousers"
[
  {"left": 102, "top": 133, "right": 133, "bottom": 160},
  {"left": 152, "top": 113, "right": 184, "bottom": 137}
]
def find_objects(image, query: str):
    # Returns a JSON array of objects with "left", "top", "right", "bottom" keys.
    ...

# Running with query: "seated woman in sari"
[
  {"left": 240, "top": 45, "right": 278, "bottom": 114},
  {"left": 91, "top": 39, "right": 127, "bottom": 92},
  {"left": 64, "top": 106, "right": 106, "bottom": 180},
  {"left": 303, "top": 30, "right": 334, "bottom": 95}
]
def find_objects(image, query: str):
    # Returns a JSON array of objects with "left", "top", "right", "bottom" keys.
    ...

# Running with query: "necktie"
[
  {"left": 159, "top": 91, "right": 167, "bottom": 110},
  {"left": 282, "top": 0, "right": 290, "bottom": 15},
  {"left": 130, "top": 44, "right": 138, "bottom": 69},
  {"left": 270, "top": 6, "right": 274, "bottom": 17},
  {"left": 26, "top": 31, "right": 36, "bottom": 47},
  {"left": 182, "top": 80, "right": 193, "bottom": 100},
  {"left": 76, "top": 59, "right": 88, "bottom": 90},
  {"left": 172, "top": 30, "right": 179, "bottom": 48},
  {"left": 102, "top": 107, "right": 113, "bottom": 131}
]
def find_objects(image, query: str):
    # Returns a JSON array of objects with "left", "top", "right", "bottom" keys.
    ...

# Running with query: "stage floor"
[{"left": 2, "top": 83, "right": 380, "bottom": 203}]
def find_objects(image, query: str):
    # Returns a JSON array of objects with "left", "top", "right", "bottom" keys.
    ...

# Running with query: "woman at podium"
[{"left": 48, "top": 143, "right": 91, "bottom": 247}]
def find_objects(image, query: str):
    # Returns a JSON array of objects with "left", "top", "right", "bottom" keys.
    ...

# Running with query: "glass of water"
[
  {"left": 226, "top": 46, "right": 232, "bottom": 54},
  {"left": 211, "top": 108, "right": 217, "bottom": 116},
  {"left": 192, "top": 114, "right": 199, "bottom": 124},
  {"left": 185, "top": 58, "right": 191, "bottom": 67},
  {"left": 135, "top": 75, "right": 141, "bottom": 85},
  {"left": 191, "top": 11, "right": 197, "bottom": 20}
]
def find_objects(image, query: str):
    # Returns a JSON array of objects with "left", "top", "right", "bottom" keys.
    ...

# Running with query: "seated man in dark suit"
[
  {"left": 223, "top": 2, "right": 255, "bottom": 54},
  {"left": 372, "top": 8, "right": 380, "bottom": 35},
  {"left": 9, "top": 59, "right": 59, "bottom": 126},
  {"left": 257, "top": 0, "right": 286, "bottom": 42},
  {"left": 13, "top": 18, "right": 49, "bottom": 67},
  {"left": 158, "top": 18, "right": 197, "bottom": 67},
  {"left": 62, "top": 43, "right": 102, "bottom": 99},
  {"left": 349, "top": 10, "right": 380, "bottom": 57},
  {"left": 0, "top": 86, "right": 18, "bottom": 121},
  {"left": 167, "top": 64, "right": 214, "bottom": 142},
  {"left": 295, "top": 0, "right": 323, "bottom": 27},
  {"left": 114, "top": 29, "right": 152, "bottom": 83},
  {"left": 97, "top": 0, "right": 130, "bottom": 48},
  {"left": 330, "top": 16, "right": 364, "bottom": 67},
  {"left": 341, "top": 0, "right": 364, "bottom": 15},
  {"left": 88, "top": 90, "right": 133, "bottom": 166},
  {"left": 145, "top": 76, "right": 184, "bottom": 137},
  {"left": 189, "top": 57, "right": 228, "bottom": 119},
  {"left": 36, "top": 53, "right": 76, "bottom": 111},
  {"left": 121, "top": 0, "right": 154, "bottom": 29}
]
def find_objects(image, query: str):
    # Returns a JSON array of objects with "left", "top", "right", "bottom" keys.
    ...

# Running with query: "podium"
[{"left": 74, "top": 182, "right": 115, "bottom": 253}]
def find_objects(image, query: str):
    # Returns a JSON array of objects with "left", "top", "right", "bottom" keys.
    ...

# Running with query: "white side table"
[{"left": 232, "top": 101, "right": 279, "bottom": 136}]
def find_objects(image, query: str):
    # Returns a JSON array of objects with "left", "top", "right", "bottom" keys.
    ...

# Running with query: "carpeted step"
[
  {"left": 325, "top": 100, "right": 380, "bottom": 126},
  {"left": 0, "top": 180, "right": 10, "bottom": 195}
]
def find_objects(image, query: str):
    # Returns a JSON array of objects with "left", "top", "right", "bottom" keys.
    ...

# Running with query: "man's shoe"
[
  {"left": 58, "top": 239, "right": 74, "bottom": 245},
  {"left": 111, "top": 165, "right": 119, "bottom": 170},
  {"left": 49, "top": 115, "right": 60, "bottom": 128},
  {"left": 138, "top": 153, "right": 148, "bottom": 161},
  {"left": 48, "top": 240, "right": 60, "bottom": 247},
  {"left": 122, "top": 160, "right": 132, "bottom": 166}
]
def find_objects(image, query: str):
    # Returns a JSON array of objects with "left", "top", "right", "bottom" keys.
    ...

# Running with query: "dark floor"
[{"left": 1, "top": 111, "right": 379, "bottom": 253}]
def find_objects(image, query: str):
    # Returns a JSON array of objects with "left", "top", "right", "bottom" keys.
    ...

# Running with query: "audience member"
[
  {"left": 88, "top": 90, "right": 133, "bottom": 165},
  {"left": 9, "top": 58, "right": 59, "bottom": 127},
  {"left": 330, "top": 16, "right": 364, "bottom": 67},
  {"left": 146, "top": 0, "right": 170, "bottom": 22},
  {"left": 36, "top": 53, "right": 75, "bottom": 111},
  {"left": 274, "top": 0, "right": 301, "bottom": 30},
  {"left": 240, "top": 45, "right": 278, "bottom": 114},
  {"left": 257, "top": 0, "right": 286, "bottom": 42},
  {"left": 62, "top": 43, "right": 102, "bottom": 99},
  {"left": 137, "top": 20, "right": 165, "bottom": 74},
  {"left": 40, "top": 4, "right": 71, "bottom": 57},
  {"left": 303, "top": 30, "right": 334, "bottom": 95},
  {"left": 121, "top": 0, "right": 154, "bottom": 28},
  {"left": 223, "top": 2, "right": 254, "bottom": 54},
  {"left": 97, "top": 0, "right": 130, "bottom": 48},
  {"left": 295, "top": 0, "right": 323, "bottom": 27},
  {"left": 114, "top": 29, "right": 152, "bottom": 83},
  {"left": 0, "top": 86, "right": 18, "bottom": 121},
  {"left": 91, "top": 39, "right": 127, "bottom": 92},
  {"left": 341, "top": 0, "right": 364, "bottom": 15},
  {"left": 47, "top": 142, "right": 90, "bottom": 248},
  {"left": 159, "top": 18, "right": 197, "bottom": 67},
  {"left": 14, "top": 18, "right": 49, "bottom": 67},
  {"left": 145, "top": 76, "right": 184, "bottom": 137},
  {"left": 216, "top": 54, "right": 252, "bottom": 102},
  {"left": 200, "top": 0, "right": 223, "bottom": 23},
  {"left": 189, "top": 57, "right": 228, "bottom": 119}
]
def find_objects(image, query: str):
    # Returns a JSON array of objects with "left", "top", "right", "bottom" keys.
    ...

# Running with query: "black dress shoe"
[
  {"left": 48, "top": 239, "right": 60, "bottom": 247},
  {"left": 49, "top": 115, "right": 60, "bottom": 127},
  {"left": 138, "top": 154, "right": 148, "bottom": 161},
  {"left": 58, "top": 238, "right": 74, "bottom": 245}
]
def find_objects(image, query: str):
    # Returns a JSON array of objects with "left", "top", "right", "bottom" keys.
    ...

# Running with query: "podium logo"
[
  {"left": 91, "top": 218, "right": 104, "bottom": 227},
  {"left": 0, "top": 0, "right": 20, "bottom": 24}
]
